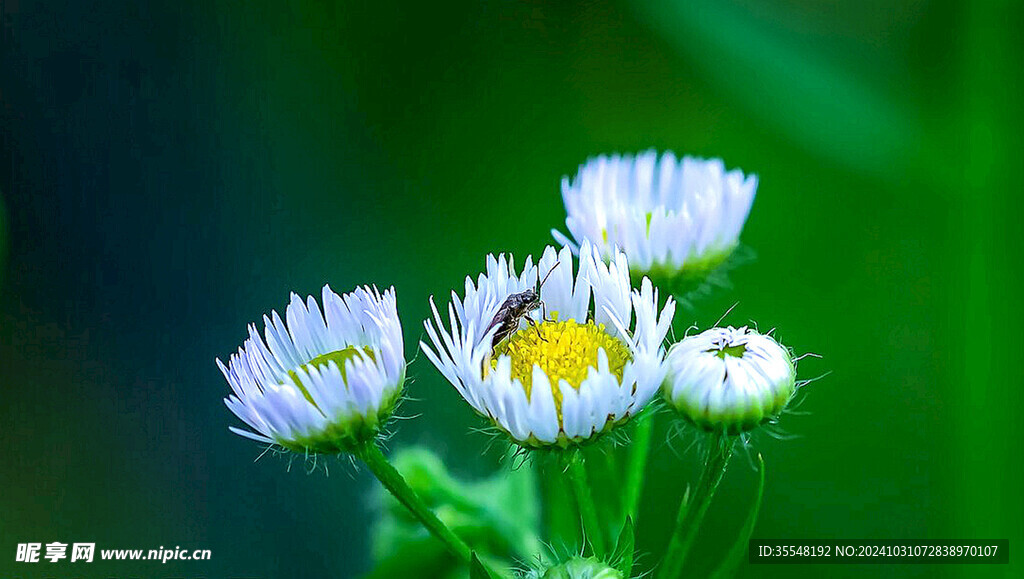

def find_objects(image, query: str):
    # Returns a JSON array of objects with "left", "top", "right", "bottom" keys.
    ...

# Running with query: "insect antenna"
[
  {"left": 537, "top": 259, "right": 561, "bottom": 291},
  {"left": 536, "top": 259, "right": 562, "bottom": 331}
]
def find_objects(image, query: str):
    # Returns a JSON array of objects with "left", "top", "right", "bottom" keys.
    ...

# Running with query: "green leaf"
[
  {"left": 470, "top": 552, "right": 491, "bottom": 579},
  {"left": 610, "top": 517, "right": 635, "bottom": 576},
  {"left": 709, "top": 454, "right": 766, "bottom": 579},
  {"left": 372, "top": 446, "right": 542, "bottom": 564}
]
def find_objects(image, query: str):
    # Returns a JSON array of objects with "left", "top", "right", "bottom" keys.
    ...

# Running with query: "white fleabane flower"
[
  {"left": 662, "top": 326, "right": 795, "bottom": 434},
  {"left": 554, "top": 150, "right": 757, "bottom": 290},
  {"left": 421, "top": 242, "right": 675, "bottom": 449},
  {"left": 218, "top": 285, "right": 405, "bottom": 454}
]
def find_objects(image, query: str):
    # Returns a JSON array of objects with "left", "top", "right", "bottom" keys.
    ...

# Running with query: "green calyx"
[
  {"left": 630, "top": 245, "right": 736, "bottom": 301},
  {"left": 540, "top": 557, "right": 624, "bottom": 579}
]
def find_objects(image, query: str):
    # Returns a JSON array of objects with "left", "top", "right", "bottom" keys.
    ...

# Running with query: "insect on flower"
[
  {"left": 485, "top": 261, "right": 561, "bottom": 349},
  {"left": 422, "top": 243, "right": 676, "bottom": 449}
]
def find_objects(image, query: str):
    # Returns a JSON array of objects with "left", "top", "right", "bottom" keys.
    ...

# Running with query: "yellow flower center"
[{"left": 492, "top": 319, "right": 631, "bottom": 412}]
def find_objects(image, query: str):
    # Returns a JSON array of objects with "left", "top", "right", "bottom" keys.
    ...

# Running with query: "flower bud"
[
  {"left": 663, "top": 326, "right": 795, "bottom": 434},
  {"left": 539, "top": 557, "right": 623, "bottom": 579}
]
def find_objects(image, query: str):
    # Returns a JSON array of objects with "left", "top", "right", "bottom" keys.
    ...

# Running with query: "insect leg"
[
  {"left": 491, "top": 327, "right": 511, "bottom": 350},
  {"left": 525, "top": 316, "right": 547, "bottom": 342},
  {"left": 541, "top": 300, "right": 556, "bottom": 323}
]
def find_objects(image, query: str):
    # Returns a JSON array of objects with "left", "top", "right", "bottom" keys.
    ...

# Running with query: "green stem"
[
  {"left": 357, "top": 443, "right": 473, "bottom": 563},
  {"left": 624, "top": 411, "right": 654, "bottom": 524},
  {"left": 543, "top": 465, "right": 580, "bottom": 545},
  {"left": 657, "top": 431, "right": 733, "bottom": 579},
  {"left": 564, "top": 450, "right": 608, "bottom": 557}
]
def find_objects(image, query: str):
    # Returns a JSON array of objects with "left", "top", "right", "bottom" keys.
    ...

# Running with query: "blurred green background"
[{"left": 1, "top": 0, "right": 1020, "bottom": 577}]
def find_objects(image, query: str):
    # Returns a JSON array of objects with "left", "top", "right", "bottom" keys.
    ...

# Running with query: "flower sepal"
[
  {"left": 531, "top": 556, "right": 624, "bottom": 579},
  {"left": 632, "top": 243, "right": 754, "bottom": 308}
]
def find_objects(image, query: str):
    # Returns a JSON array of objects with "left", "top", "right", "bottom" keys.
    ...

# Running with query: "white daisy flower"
[
  {"left": 553, "top": 150, "right": 757, "bottom": 289},
  {"left": 662, "top": 326, "right": 795, "bottom": 434},
  {"left": 421, "top": 242, "right": 675, "bottom": 449},
  {"left": 218, "top": 285, "right": 405, "bottom": 453}
]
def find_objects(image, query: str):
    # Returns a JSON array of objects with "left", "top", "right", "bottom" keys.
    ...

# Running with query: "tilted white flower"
[
  {"left": 553, "top": 150, "right": 757, "bottom": 287},
  {"left": 421, "top": 242, "right": 675, "bottom": 448},
  {"left": 218, "top": 285, "right": 405, "bottom": 453},
  {"left": 662, "top": 326, "right": 795, "bottom": 434}
]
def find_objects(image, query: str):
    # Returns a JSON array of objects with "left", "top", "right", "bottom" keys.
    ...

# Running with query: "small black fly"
[{"left": 485, "top": 261, "right": 561, "bottom": 349}]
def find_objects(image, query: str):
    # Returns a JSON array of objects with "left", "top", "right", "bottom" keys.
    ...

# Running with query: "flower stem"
[
  {"left": 357, "top": 442, "right": 473, "bottom": 563},
  {"left": 564, "top": 450, "right": 608, "bottom": 557},
  {"left": 657, "top": 431, "right": 733, "bottom": 579},
  {"left": 624, "top": 411, "right": 654, "bottom": 524},
  {"left": 543, "top": 466, "right": 580, "bottom": 545}
]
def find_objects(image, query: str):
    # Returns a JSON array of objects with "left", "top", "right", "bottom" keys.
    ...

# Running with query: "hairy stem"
[
  {"left": 624, "top": 411, "right": 654, "bottom": 524},
  {"left": 657, "top": 431, "right": 733, "bottom": 579},
  {"left": 564, "top": 450, "right": 608, "bottom": 557},
  {"left": 543, "top": 465, "right": 581, "bottom": 545},
  {"left": 357, "top": 443, "right": 473, "bottom": 563}
]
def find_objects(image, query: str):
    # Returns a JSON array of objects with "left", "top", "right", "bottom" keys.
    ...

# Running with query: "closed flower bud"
[
  {"left": 537, "top": 557, "right": 623, "bottom": 579},
  {"left": 662, "top": 326, "right": 795, "bottom": 434}
]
